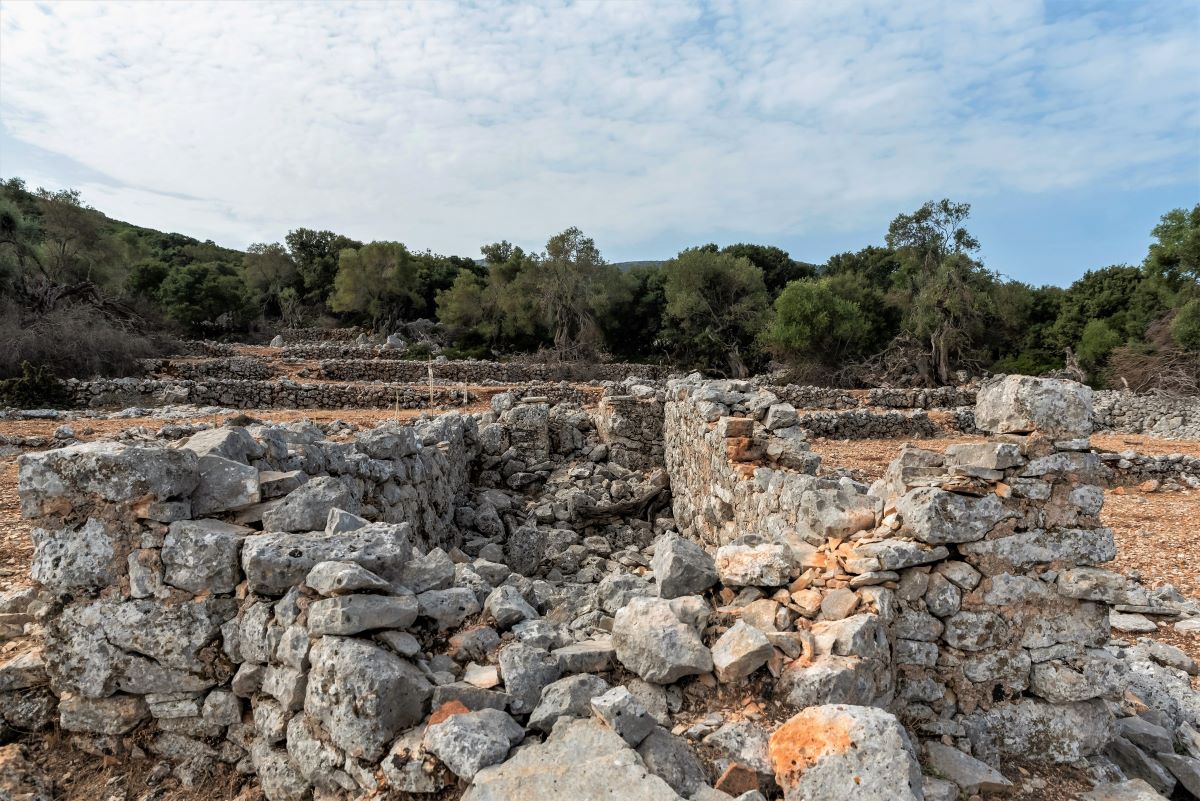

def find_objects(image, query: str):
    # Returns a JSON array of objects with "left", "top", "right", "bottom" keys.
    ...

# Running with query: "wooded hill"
[{"left": 1, "top": 176, "right": 1197, "bottom": 392}]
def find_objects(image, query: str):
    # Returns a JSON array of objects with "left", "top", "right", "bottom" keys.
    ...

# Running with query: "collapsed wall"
[
  {"left": 13, "top": 412, "right": 477, "bottom": 785},
  {"left": 5, "top": 374, "right": 1198, "bottom": 801},
  {"left": 662, "top": 374, "right": 1197, "bottom": 786}
]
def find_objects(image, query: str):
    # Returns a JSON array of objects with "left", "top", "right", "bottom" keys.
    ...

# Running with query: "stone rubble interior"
[{"left": 1, "top": 374, "right": 1198, "bottom": 801}]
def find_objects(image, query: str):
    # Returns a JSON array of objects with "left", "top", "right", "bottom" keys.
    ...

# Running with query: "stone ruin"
[{"left": 1, "top": 375, "right": 1198, "bottom": 800}]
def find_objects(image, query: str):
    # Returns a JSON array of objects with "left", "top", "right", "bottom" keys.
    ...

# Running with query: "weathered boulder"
[
  {"left": 768, "top": 705, "right": 922, "bottom": 801},
  {"left": 241, "top": 523, "right": 412, "bottom": 595},
  {"left": 975, "top": 375, "right": 1093, "bottom": 439},
  {"left": 651, "top": 534, "right": 718, "bottom": 599},
  {"left": 262, "top": 476, "right": 358, "bottom": 532},
  {"left": 18, "top": 441, "right": 198, "bottom": 516},
  {"left": 424, "top": 708, "right": 525, "bottom": 780},
  {"left": 462, "top": 718, "right": 682, "bottom": 801},
  {"left": 305, "top": 636, "right": 431, "bottom": 761},
  {"left": 162, "top": 519, "right": 252, "bottom": 593},
  {"left": 612, "top": 596, "right": 712, "bottom": 684}
]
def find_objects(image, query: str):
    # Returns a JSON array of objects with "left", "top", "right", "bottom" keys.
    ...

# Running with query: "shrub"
[
  {"left": 0, "top": 361, "right": 65, "bottom": 406},
  {"left": 1171, "top": 299, "right": 1200, "bottom": 351}
]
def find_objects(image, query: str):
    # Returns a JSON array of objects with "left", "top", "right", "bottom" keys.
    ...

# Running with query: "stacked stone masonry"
[
  {"left": 63, "top": 377, "right": 476, "bottom": 410},
  {"left": 4, "top": 376, "right": 1198, "bottom": 801}
]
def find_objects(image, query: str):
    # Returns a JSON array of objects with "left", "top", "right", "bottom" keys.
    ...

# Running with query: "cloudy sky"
[{"left": 1, "top": 0, "right": 1197, "bottom": 285}]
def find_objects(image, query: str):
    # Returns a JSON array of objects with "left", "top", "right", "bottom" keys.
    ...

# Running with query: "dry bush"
[
  {"left": 1104, "top": 314, "right": 1200, "bottom": 394},
  {"left": 0, "top": 301, "right": 172, "bottom": 380}
]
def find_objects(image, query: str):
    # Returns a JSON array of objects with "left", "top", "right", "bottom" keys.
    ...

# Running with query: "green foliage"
[
  {"left": 1050, "top": 266, "right": 1160, "bottom": 350},
  {"left": 720, "top": 243, "right": 816, "bottom": 293},
  {"left": 661, "top": 247, "right": 769, "bottom": 377},
  {"left": 243, "top": 242, "right": 298, "bottom": 316},
  {"left": 1172, "top": 299, "right": 1200, "bottom": 351},
  {"left": 0, "top": 361, "right": 65, "bottom": 406},
  {"left": 1077, "top": 319, "right": 1123, "bottom": 371},
  {"left": 328, "top": 242, "right": 420, "bottom": 326},
  {"left": 286, "top": 228, "right": 363, "bottom": 304},
  {"left": 762, "top": 277, "right": 873, "bottom": 370},
  {"left": 158, "top": 262, "right": 252, "bottom": 333},
  {"left": 1144, "top": 204, "right": 1200, "bottom": 288}
]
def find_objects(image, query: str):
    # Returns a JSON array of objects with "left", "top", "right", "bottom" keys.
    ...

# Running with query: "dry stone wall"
[
  {"left": 594, "top": 384, "right": 667, "bottom": 471},
  {"left": 63, "top": 378, "right": 475, "bottom": 410},
  {"left": 5, "top": 372, "right": 1199, "bottom": 801},
  {"left": 662, "top": 374, "right": 1199, "bottom": 790},
  {"left": 308, "top": 358, "right": 671, "bottom": 384},
  {"left": 1093, "top": 389, "right": 1200, "bottom": 439}
]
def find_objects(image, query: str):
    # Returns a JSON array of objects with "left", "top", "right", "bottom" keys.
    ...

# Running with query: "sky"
[{"left": 0, "top": 0, "right": 1197, "bottom": 287}]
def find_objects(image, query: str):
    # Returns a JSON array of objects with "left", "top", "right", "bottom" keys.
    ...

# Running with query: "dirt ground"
[{"left": 1, "top": 414, "right": 1196, "bottom": 801}]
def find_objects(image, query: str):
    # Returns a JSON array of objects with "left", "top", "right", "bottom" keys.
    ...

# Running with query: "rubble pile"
[{"left": 0, "top": 376, "right": 1196, "bottom": 801}]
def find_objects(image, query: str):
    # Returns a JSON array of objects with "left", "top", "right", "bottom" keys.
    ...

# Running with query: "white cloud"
[{"left": 0, "top": 0, "right": 1196, "bottom": 258}]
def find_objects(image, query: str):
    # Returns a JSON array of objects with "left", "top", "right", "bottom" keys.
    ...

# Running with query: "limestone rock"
[
  {"left": 305, "top": 560, "right": 392, "bottom": 595},
  {"left": 528, "top": 673, "right": 610, "bottom": 733},
  {"left": 612, "top": 596, "right": 712, "bottom": 684},
  {"left": 651, "top": 534, "right": 718, "bottom": 599},
  {"left": 484, "top": 585, "right": 538, "bottom": 629},
  {"left": 18, "top": 441, "right": 198, "bottom": 514},
  {"left": 424, "top": 707, "right": 524, "bottom": 780},
  {"left": 191, "top": 454, "right": 260, "bottom": 516},
  {"left": 896, "top": 487, "right": 1012, "bottom": 545},
  {"left": 305, "top": 636, "right": 432, "bottom": 761},
  {"left": 975, "top": 375, "right": 1093, "bottom": 439},
  {"left": 242, "top": 523, "right": 411, "bottom": 595},
  {"left": 162, "top": 518, "right": 251, "bottom": 593},
  {"left": 712, "top": 621, "right": 773, "bottom": 683},
  {"left": 262, "top": 476, "right": 358, "bottom": 532},
  {"left": 307, "top": 594, "right": 418, "bottom": 635},
  {"left": 715, "top": 544, "right": 794, "bottom": 587},
  {"left": 768, "top": 705, "right": 922, "bottom": 801},
  {"left": 462, "top": 718, "right": 682, "bottom": 801},
  {"left": 498, "top": 642, "right": 562, "bottom": 715},
  {"left": 591, "top": 685, "right": 656, "bottom": 746},
  {"left": 923, "top": 741, "right": 1013, "bottom": 794}
]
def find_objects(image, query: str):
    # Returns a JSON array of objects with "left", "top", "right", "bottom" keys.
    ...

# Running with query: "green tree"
[
  {"left": 1171, "top": 299, "right": 1200, "bottom": 351},
  {"left": 536, "top": 227, "right": 611, "bottom": 353},
  {"left": 762, "top": 277, "right": 874, "bottom": 372},
  {"left": 885, "top": 200, "right": 990, "bottom": 384},
  {"left": 720, "top": 243, "right": 816, "bottom": 294},
  {"left": 243, "top": 242, "right": 298, "bottom": 317},
  {"left": 328, "top": 242, "right": 420, "bottom": 328},
  {"left": 661, "top": 247, "right": 770, "bottom": 377},
  {"left": 158, "top": 262, "right": 251, "bottom": 333},
  {"left": 1077, "top": 319, "right": 1122, "bottom": 372},
  {"left": 33, "top": 188, "right": 114, "bottom": 284},
  {"left": 1144, "top": 205, "right": 1200, "bottom": 289},
  {"left": 286, "top": 228, "right": 363, "bottom": 304}
]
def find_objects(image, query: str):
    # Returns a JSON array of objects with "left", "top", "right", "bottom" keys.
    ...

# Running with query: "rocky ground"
[{"left": 1, "top": 378, "right": 1197, "bottom": 801}]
